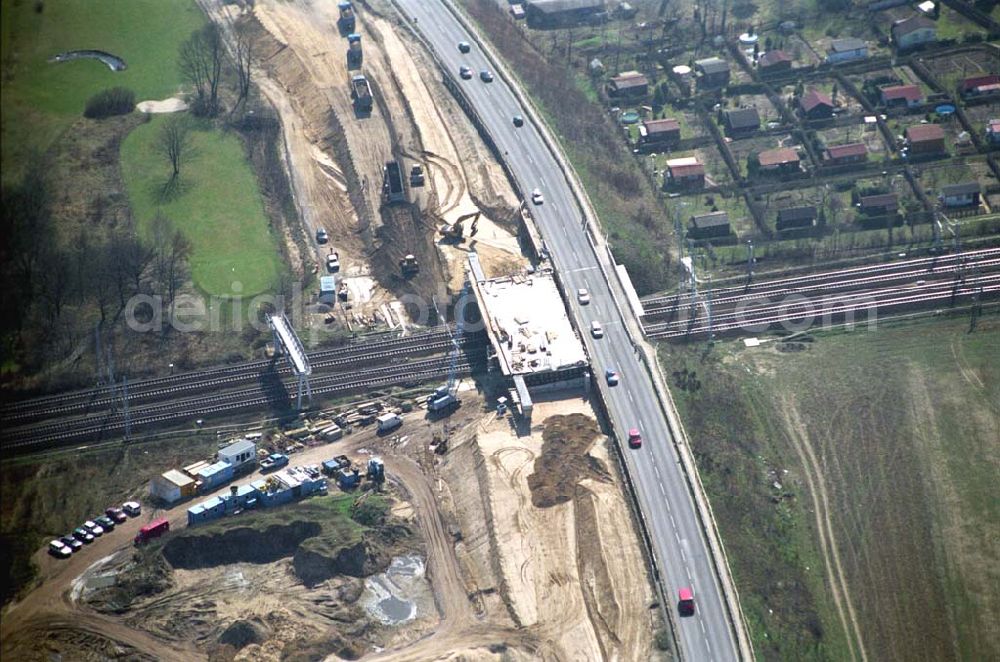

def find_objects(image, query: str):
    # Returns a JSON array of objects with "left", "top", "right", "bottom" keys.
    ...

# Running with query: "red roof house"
[{"left": 880, "top": 84, "right": 923, "bottom": 107}]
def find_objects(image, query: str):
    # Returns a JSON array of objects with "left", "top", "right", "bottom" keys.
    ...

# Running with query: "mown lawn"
[
  {"left": 121, "top": 116, "right": 283, "bottom": 298},
  {"left": 0, "top": 0, "right": 205, "bottom": 177}
]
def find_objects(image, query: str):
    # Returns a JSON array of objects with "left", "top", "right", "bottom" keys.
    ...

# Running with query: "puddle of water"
[
  {"left": 49, "top": 50, "right": 126, "bottom": 71},
  {"left": 362, "top": 554, "right": 426, "bottom": 625}
]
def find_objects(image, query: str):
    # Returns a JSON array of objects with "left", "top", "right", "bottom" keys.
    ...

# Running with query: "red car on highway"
[
  {"left": 627, "top": 428, "right": 642, "bottom": 449},
  {"left": 678, "top": 587, "right": 695, "bottom": 616}
]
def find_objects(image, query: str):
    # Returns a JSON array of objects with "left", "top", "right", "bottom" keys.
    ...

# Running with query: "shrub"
[
  {"left": 83, "top": 87, "right": 136, "bottom": 119},
  {"left": 351, "top": 498, "right": 388, "bottom": 527}
]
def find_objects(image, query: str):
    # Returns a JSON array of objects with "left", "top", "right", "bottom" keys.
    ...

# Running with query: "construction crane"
[{"left": 427, "top": 285, "right": 470, "bottom": 413}]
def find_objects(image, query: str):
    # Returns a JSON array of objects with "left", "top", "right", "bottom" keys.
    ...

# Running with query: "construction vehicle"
[
  {"left": 430, "top": 433, "right": 448, "bottom": 454},
  {"left": 367, "top": 457, "right": 385, "bottom": 484},
  {"left": 382, "top": 161, "right": 406, "bottom": 202},
  {"left": 427, "top": 287, "right": 468, "bottom": 414},
  {"left": 410, "top": 164, "right": 425, "bottom": 187},
  {"left": 134, "top": 518, "right": 169, "bottom": 545},
  {"left": 439, "top": 210, "right": 482, "bottom": 243},
  {"left": 350, "top": 74, "right": 373, "bottom": 112},
  {"left": 337, "top": 1, "right": 356, "bottom": 35},
  {"left": 399, "top": 254, "right": 419, "bottom": 276},
  {"left": 337, "top": 468, "right": 361, "bottom": 489},
  {"left": 347, "top": 33, "right": 363, "bottom": 68}
]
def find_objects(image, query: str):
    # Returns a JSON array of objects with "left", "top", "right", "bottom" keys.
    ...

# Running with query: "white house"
[{"left": 826, "top": 38, "right": 868, "bottom": 64}]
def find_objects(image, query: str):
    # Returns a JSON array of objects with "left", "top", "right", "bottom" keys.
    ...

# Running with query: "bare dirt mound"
[{"left": 528, "top": 413, "right": 611, "bottom": 508}]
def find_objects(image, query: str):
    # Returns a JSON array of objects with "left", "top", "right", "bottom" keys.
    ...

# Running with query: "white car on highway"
[
  {"left": 590, "top": 320, "right": 604, "bottom": 338},
  {"left": 531, "top": 188, "right": 544, "bottom": 205},
  {"left": 577, "top": 288, "right": 590, "bottom": 305}
]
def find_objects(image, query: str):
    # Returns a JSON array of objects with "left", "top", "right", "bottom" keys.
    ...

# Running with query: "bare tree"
[
  {"left": 179, "top": 24, "right": 224, "bottom": 116},
  {"left": 150, "top": 211, "right": 191, "bottom": 314},
  {"left": 158, "top": 116, "right": 193, "bottom": 182},
  {"left": 233, "top": 25, "right": 254, "bottom": 111}
]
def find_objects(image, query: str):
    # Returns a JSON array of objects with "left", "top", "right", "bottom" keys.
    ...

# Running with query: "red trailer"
[{"left": 134, "top": 518, "right": 169, "bottom": 545}]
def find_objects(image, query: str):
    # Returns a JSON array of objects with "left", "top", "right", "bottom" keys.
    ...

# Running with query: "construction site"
[
  {"left": 0, "top": 1, "right": 664, "bottom": 660},
  {"left": 230, "top": 0, "right": 529, "bottom": 330}
]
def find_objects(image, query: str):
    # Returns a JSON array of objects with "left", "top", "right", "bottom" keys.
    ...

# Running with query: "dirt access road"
[
  {"left": 3, "top": 390, "right": 660, "bottom": 660},
  {"left": 0, "top": 405, "right": 489, "bottom": 661}
]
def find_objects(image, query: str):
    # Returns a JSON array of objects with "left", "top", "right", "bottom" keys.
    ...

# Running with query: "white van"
[{"left": 377, "top": 413, "right": 402, "bottom": 434}]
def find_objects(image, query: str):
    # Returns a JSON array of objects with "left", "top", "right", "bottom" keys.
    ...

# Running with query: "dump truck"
[
  {"left": 382, "top": 161, "right": 405, "bottom": 202},
  {"left": 351, "top": 74, "right": 373, "bottom": 112},
  {"left": 134, "top": 518, "right": 169, "bottom": 545},
  {"left": 347, "top": 33, "right": 363, "bottom": 68},
  {"left": 337, "top": 1, "right": 356, "bottom": 34}
]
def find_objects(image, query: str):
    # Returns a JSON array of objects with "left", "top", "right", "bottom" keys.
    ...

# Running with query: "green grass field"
[
  {"left": 0, "top": 0, "right": 205, "bottom": 176},
  {"left": 665, "top": 313, "right": 1000, "bottom": 661},
  {"left": 121, "top": 116, "right": 283, "bottom": 298}
]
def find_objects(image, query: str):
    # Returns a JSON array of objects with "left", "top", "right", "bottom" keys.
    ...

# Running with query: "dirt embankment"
[
  {"left": 162, "top": 521, "right": 322, "bottom": 569},
  {"left": 528, "top": 413, "right": 612, "bottom": 508},
  {"left": 435, "top": 398, "right": 659, "bottom": 660}
]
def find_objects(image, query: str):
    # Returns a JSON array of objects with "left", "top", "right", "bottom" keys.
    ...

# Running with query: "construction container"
[
  {"left": 195, "top": 461, "right": 234, "bottom": 492},
  {"left": 320, "top": 276, "right": 337, "bottom": 305},
  {"left": 218, "top": 438, "right": 257, "bottom": 474},
  {"left": 150, "top": 470, "right": 196, "bottom": 504}
]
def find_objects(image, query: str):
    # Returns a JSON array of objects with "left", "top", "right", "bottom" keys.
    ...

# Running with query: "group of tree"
[
  {"left": 180, "top": 23, "right": 255, "bottom": 117},
  {"left": 0, "top": 162, "right": 192, "bottom": 372}
]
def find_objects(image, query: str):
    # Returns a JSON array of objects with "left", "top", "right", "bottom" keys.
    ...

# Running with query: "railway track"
[
  {"left": 645, "top": 275, "right": 999, "bottom": 339},
  {"left": 641, "top": 247, "right": 1000, "bottom": 313},
  {"left": 2, "top": 353, "right": 485, "bottom": 454},
  {"left": 1, "top": 327, "right": 481, "bottom": 425},
  {"left": 643, "top": 257, "right": 1000, "bottom": 319}
]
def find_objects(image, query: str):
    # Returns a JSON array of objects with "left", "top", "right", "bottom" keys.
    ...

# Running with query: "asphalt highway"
[{"left": 394, "top": 2, "right": 741, "bottom": 660}]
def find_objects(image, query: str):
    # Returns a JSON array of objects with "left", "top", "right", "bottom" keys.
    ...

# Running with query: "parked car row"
[{"left": 49, "top": 501, "right": 142, "bottom": 559}]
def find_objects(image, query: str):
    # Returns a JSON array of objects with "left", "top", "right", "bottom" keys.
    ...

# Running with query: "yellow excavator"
[{"left": 439, "top": 210, "right": 481, "bottom": 244}]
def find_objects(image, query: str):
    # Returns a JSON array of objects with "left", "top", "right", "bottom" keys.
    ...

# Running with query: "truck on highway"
[
  {"left": 350, "top": 74, "right": 373, "bottom": 112},
  {"left": 337, "top": 1, "right": 356, "bottom": 35},
  {"left": 134, "top": 518, "right": 169, "bottom": 545},
  {"left": 347, "top": 33, "right": 362, "bottom": 68}
]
